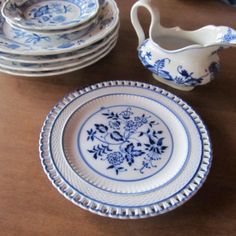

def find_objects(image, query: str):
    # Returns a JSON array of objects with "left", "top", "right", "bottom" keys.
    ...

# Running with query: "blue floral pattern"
[
  {"left": 86, "top": 107, "right": 168, "bottom": 175},
  {"left": 5, "top": 0, "right": 99, "bottom": 27},
  {"left": 138, "top": 41, "right": 221, "bottom": 87},
  {"left": 220, "top": 27, "right": 236, "bottom": 43},
  {"left": 12, "top": 28, "right": 51, "bottom": 45},
  {"left": 27, "top": 3, "right": 72, "bottom": 25},
  {"left": 0, "top": 0, "right": 118, "bottom": 53}
]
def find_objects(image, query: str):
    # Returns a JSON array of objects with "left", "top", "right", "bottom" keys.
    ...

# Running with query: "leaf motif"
[
  {"left": 87, "top": 145, "right": 112, "bottom": 159},
  {"left": 110, "top": 131, "right": 124, "bottom": 141},
  {"left": 157, "top": 138, "right": 164, "bottom": 146},
  {"left": 149, "top": 136, "right": 155, "bottom": 145},
  {"left": 158, "top": 70, "right": 172, "bottom": 80},
  {"left": 162, "top": 146, "right": 167, "bottom": 150},
  {"left": 155, "top": 59, "right": 166, "bottom": 70},
  {"left": 95, "top": 124, "right": 108, "bottom": 133},
  {"left": 125, "top": 143, "right": 134, "bottom": 153},
  {"left": 132, "top": 150, "right": 145, "bottom": 157},
  {"left": 139, "top": 132, "right": 144, "bottom": 137},
  {"left": 107, "top": 165, "right": 114, "bottom": 169}
]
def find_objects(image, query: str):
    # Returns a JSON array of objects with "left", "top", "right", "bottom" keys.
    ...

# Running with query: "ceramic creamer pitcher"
[{"left": 131, "top": 0, "right": 236, "bottom": 91}]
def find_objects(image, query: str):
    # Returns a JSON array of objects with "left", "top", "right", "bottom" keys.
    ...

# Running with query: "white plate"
[
  {"left": 39, "top": 81, "right": 212, "bottom": 219},
  {"left": 0, "top": 0, "right": 119, "bottom": 55},
  {"left": 0, "top": 40, "right": 117, "bottom": 77},
  {"left": 2, "top": 0, "right": 100, "bottom": 31},
  {"left": 0, "top": 25, "right": 119, "bottom": 64},
  {"left": 0, "top": 35, "right": 117, "bottom": 71}
]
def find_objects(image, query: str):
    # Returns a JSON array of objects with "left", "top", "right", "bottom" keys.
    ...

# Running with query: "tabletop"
[{"left": 0, "top": 0, "right": 236, "bottom": 235}]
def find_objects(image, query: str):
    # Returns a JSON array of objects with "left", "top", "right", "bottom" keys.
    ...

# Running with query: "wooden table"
[{"left": 0, "top": 1, "right": 236, "bottom": 235}]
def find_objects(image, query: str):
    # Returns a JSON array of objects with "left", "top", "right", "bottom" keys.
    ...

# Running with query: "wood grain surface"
[{"left": 0, "top": 0, "right": 236, "bottom": 235}]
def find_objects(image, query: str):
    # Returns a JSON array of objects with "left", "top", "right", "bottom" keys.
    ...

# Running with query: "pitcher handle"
[{"left": 131, "top": 0, "right": 160, "bottom": 47}]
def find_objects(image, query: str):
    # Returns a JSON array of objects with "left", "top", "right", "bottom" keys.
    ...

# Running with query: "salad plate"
[
  {"left": 39, "top": 81, "right": 212, "bottom": 218},
  {"left": 0, "top": 0, "right": 119, "bottom": 55},
  {"left": 0, "top": 36, "right": 117, "bottom": 71},
  {"left": 2, "top": 0, "right": 100, "bottom": 31},
  {"left": 0, "top": 25, "right": 119, "bottom": 64},
  {"left": 0, "top": 40, "right": 117, "bottom": 77}
]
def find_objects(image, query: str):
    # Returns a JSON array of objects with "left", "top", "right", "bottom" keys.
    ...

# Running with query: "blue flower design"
[
  {"left": 107, "top": 152, "right": 124, "bottom": 166},
  {"left": 107, "top": 152, "right": 126, "bottom": 175},
  {"left": 29, "top": 3, "right": 72, "bottom": 24},
  {"left": 120, "top": 108, "right": 133, "bottom": 120},
  {"left": 145, "top": 137, "right": 168, "bottom": 160},
  {"left": 146, "top": 51, "right": 152, "bottom": 60},
  {"left": 139, "top": 43, "right": 211, "bottom": 87},
  {"left": 220, "top": 28, "right": 236, "bottom": 43},
  {"left": 124, "top": 120, "right": 138, "bottom": 133},
  {"left": 87, "top": 129, "right": 96, "bottom": 141},
  {"left": 33, "top": 6, "right": 49, "bottom": 18},
  {"left": 109, "top": 120, "right": 121, "bottom": 129},
  {"left": 134, "top": 115, "right": 148, "bottom": 127},
  {"left": 124, "top": 143, "right": 145, "bottom": 166},
  {"left": 86, "top": 107, "right": 168, "bottom": 175}
]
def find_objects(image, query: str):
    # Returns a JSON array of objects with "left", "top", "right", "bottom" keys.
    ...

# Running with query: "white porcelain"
[
  {"left": 131, "top": 0, "right": 236, "bottom": 91},
  {"left": 39, "top": 81, "right": 212, "bottom": 219},
  {"left": 0, "top": 0, "right": 119, "bottom": 55},
  {"left": 0, "top": 40, "right": 117, "bottom": 77},
  {"left": 0, "top": 35, "right": 117, "bottom": 71},
  {"left": 2, "top": 0, "right": 100, "bottom": 31},
  {"left": 0, "top": 26, "right": 119, "bottom": 64}
]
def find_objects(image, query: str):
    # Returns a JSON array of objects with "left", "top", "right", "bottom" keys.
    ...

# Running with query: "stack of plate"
[{"left": 0, "top": 0, "right": 119, "bottom": 77}]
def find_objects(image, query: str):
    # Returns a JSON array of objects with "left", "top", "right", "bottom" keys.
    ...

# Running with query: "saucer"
[
  {"left": 2, "top": 0, "right": 100, "bottom": 31},
  {"left": 39, "top": 81, "right": 212, "bottom": 218}
]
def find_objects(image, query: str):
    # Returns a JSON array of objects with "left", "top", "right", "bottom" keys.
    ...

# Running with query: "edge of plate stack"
[{"left": 0, "top": 0, "right": 120, "bottom": 77}]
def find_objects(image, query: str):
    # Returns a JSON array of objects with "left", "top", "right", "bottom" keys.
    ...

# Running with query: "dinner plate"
[
  {"left": 2, "top": 0, "right": 100, "bottom": 31},
  {"left": 39, "top": 81, "right": 212, "bottom": 219},
  {"left": 0, "top": 35, "right": 117, "bottom": 71},
  {"left": 0, "top": 25, "right": 119, "bottom": 64},
  {"left": 0, "top": 0, "right": 119, "bottom": 55},
  {"left": 0, "top": 40, "right": 117, "bottom": 77}
]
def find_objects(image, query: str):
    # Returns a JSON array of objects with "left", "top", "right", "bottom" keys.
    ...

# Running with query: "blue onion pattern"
[
  {"left": 139, "top": 41, "right": 220, "bottom": 87},
  {"left": 86, "top": 106, "right": 168, "bottom": 175}
]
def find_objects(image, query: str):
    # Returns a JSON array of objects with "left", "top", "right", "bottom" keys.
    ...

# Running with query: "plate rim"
[{"left": 39, "top": 80, "right": 212, "bottom": 219}]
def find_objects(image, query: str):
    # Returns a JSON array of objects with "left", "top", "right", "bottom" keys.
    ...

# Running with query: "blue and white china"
[
  {"left": 0, "top": 26, "right": 118, "bottom": 64},
  {"left": 2, "top": 0, "right": 100, "bottom": 31},
  {"left": 0, "top": 40, "right": 117, "bottom": 77},
  {"left": 0, "top": 0, "right": 119, "bottom": 76},
  {"left": 39, "top": 80, "right": 212, "bottom": 219},
  {"left": 0, "top": 36, "right": 117, "bottom": 71},
  {"left": 0, "top": 0, "right": 119, "bottom": 55},
  {"left": 131, "top": 0, "right": 236, "bottom": 91}
]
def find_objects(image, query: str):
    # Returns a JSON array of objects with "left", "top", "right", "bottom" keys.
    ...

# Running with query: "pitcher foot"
[{"left": 152, "top": 74, "right": 195, "bottom": 91}]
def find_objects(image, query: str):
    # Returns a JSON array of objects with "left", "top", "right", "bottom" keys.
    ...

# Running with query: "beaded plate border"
[{"left": 39, "top": 80, "right": 212, "bottom": 219}]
